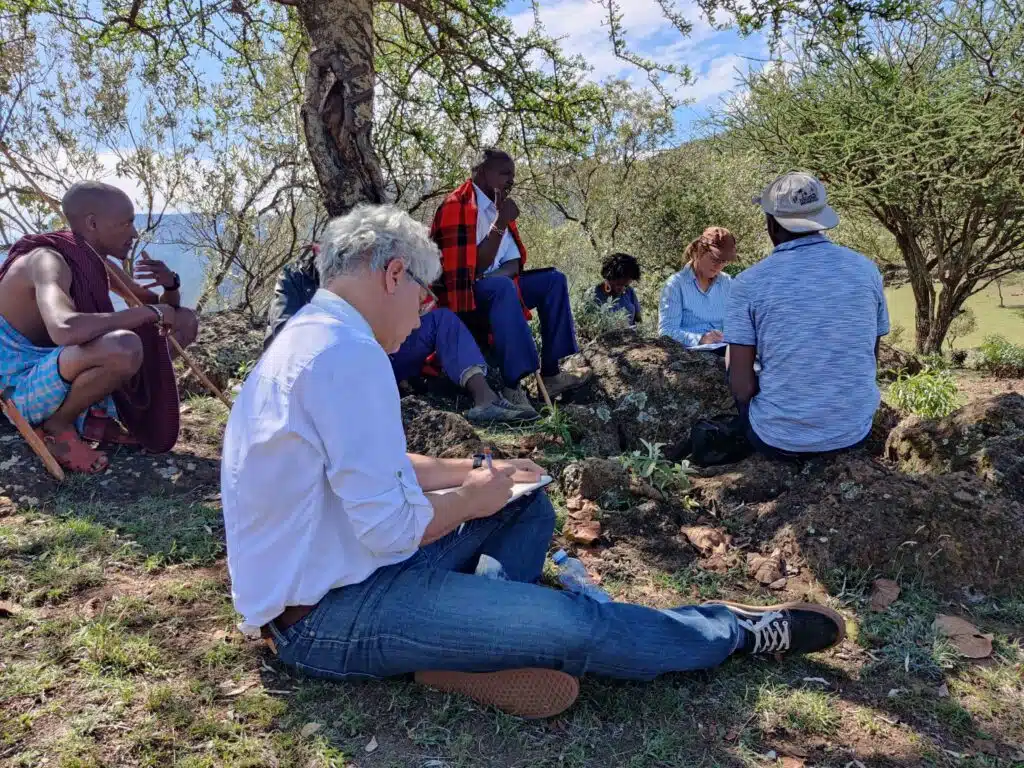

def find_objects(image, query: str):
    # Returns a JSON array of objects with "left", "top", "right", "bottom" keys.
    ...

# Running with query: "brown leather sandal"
[{"left": 35, "top": 428, "right": 110, "bottom": 474}]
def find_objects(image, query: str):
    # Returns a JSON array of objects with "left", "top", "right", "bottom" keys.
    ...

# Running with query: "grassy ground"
[
  {"left": 2, "top": 396, "right": 1023, "bottom": 767},
  {"left": 885, "top": 280, "right": 1024, "bottom": 350}
]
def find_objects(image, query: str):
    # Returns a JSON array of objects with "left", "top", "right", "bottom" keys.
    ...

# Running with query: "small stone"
[
  {"left": 565, "top": 520, "right": 602, "bottom": 546},
  {"left": 768, "top": 577, "right": 788, "bottom": 590}
]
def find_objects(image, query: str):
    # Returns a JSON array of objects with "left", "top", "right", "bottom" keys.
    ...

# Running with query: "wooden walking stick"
[
  {"left": 0, "top": 141, "right": 232, "bottom": 408},
  {"left": 0, "top": 388, "right": 65, "bottom": 481},
  {"left": 534, "top": 372, "right": 553, "bottom": 409}
]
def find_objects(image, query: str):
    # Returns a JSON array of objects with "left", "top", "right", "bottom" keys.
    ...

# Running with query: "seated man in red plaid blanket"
[{"left": 430, "top": 149, "right": 590, "bottom": 415}]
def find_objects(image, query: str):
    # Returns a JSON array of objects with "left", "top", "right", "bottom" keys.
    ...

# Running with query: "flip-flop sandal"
[
  {"left": 34, "top": 428, "right": 110, "bottom": 474},
  {"left": 81, "top": 413, "right": 140, "bottom": 447}
]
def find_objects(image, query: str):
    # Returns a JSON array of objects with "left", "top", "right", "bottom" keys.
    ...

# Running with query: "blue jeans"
[
  {"left": 473, "top": 269, "right": 579, "bottom": 385},
  {"left": 269, "top": 493, "right": 742, "bottom": 681},
  {"left": 389, "top": 308, "right": 487, "bottom": 388},
  {"left": 738, "top": 401, "right": 867, "bottom": 461}
]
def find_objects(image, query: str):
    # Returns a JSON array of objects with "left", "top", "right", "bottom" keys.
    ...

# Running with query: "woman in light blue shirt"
[{"left": 658, "top": 226, "right": 736, "bottom": 352}]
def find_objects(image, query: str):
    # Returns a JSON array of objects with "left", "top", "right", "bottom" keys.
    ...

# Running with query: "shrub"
[
  {"left": 889, "top": 369, "right": 960, "bottom": 419},
  {"left": 571, "top": 285, "right": 635, "bottom": 342},
  {"left": 888, "top": 323, "right": 906, "bottom": 349},
  {"left": 618, "top": 439, "right": 694, "bottom": 493},
  {"left": 976, "top": 335, "right": 1024, "bottom": 378},
  {"left": 951, "top": 349, "right": 968, "bottom": 367}
]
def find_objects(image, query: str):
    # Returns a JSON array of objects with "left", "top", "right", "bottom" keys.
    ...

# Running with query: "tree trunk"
[
  {"left": 896, "top": 232, "right": 936, "bottom": 354},
  {"left": 296, "top": 0, "right": 385, "bottom": 218},
  {"left": 997, "top": 278, "right": 1005, "bottom": 308},
  {"left": 916, "top": 285, "right": 962, "bottom": 355}
]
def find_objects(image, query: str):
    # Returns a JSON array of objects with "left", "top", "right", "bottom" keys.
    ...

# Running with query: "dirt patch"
[
  {"left": 561, "top": 459, "right": 629, "bottom": 503},
  {"left": 565, "top": 330, "right": 734, "bottom": 453},
  {"left": 401, "top": 397, "right": 490, "bottom": 458},
  {"left": 560, "top": 404, "right": 622, "bottom": 457},
  {"left": 176, "top": 309, "right": 265, "bottom": 398},
  {"left": 692, "top": 454, "right": 801, "bottom": 512},
  {"left": 886, "top": 393, "right": 1024, "bottom": 502},
  {"left": 0, "top": 405, "right": 223, "bottom": 506},
  {"left": 723, "top": 455, "right": 1024, "bottom": 597}
]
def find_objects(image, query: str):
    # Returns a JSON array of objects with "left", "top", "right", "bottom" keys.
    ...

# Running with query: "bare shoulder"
[
  {"left": 0, "top": 248, "right": 65, "bottom": 336},
  {"left": 17, "top": 247, "right": 72, "bottom": 287}
]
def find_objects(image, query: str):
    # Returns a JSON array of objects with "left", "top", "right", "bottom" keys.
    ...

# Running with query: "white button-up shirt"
[
  {"left": 474, "top": 183, "right": 520, "bottom": 275},
  {"left": 220, "top": 289, "right": 434, "bottom": 635}
]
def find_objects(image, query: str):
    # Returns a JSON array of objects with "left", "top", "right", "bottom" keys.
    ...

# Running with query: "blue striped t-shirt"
[
  {"left": 724, "top": 233, "right": 889, "bottom": 453},
  {"left": 658, "top": 265, "right": 731, "bottom": 347}
]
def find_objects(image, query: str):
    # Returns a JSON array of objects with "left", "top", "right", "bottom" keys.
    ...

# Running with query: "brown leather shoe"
[
  {"left": 414, "top": 668, "right": 579, "bottom": 719},
  {"left": 542, "top": 370, "right": 592, "bottom": 398}
]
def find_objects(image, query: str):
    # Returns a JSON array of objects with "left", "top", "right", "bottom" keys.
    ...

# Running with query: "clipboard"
[{"left": 431, "top": 474, "right": 553, "bottom": 504}]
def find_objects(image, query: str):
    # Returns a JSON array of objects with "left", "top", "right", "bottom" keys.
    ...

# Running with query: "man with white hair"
[
  {"left": 222, "top": 203, "right": 847, "bottom": 719},
  {"left": 726, "top": 172, "right": 890, "bottom": 459}
]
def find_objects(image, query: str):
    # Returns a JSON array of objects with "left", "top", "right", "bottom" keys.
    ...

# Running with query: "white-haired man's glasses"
[{"left": 407, "top": 270, "right": 439, "bottom": 316}]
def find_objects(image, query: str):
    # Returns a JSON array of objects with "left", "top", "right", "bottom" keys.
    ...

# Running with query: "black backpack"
[{"left": 686, "top": 413, "right": 753, "bottom": 466}]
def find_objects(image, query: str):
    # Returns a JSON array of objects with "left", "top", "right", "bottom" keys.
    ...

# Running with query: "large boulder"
[
  {"left": 719, "top": 455, "right": 1024, "bottom": 597},
  {"left": 566, "top": 331, "right": 734, "bottom": 453},
  {"left": 876, "top": 341, "right": 922, "bottom": 380},
  {"left": 177, "top": 309, "right": 265, "bottom": 398},
  {"left": 885, "top": 393, "right": 1024, "bottom": 502}
]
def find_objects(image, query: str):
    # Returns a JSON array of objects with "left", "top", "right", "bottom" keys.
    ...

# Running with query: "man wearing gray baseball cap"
[{"left": 724, "top": 171, "right": 890, "bottom": 459}]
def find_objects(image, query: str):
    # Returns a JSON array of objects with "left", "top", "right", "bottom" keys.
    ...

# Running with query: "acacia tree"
[
  {"left": 720, "top": 0, "right": 1024, "bottom": 353},
  {"left": 2, "top": 0, "right": 919, "bottom": 222}
]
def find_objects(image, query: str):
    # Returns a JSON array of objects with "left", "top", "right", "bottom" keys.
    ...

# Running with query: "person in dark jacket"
[{"left": 265, "top": 252, "right": 536, "bottom": 424}]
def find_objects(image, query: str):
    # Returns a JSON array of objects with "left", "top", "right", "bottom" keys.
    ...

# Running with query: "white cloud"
[
  {"left": 681, "top": 53, "right": 747, "bottom": 104},
  {"left": 509, "top": 0, "right": 761, "bottom": 108}
]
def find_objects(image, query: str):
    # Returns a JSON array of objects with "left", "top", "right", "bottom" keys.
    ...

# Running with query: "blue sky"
[{"left": 505, "top": 0, "right": 767, "bottom": 138}]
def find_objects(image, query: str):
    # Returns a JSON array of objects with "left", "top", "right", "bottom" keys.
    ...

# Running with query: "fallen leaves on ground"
[
  {"left": 870, "top": 579, "right": 901, "bottom": 612},
  {"left": 300, "top": 722, "right": 322, "bottom": 738},
  {"left": 933, "top": 615, "right": 993, "bottom": 659},
  {"left": 747, "top": 551, "right": 785, "bottom": 585},
  {"left": 681, "top": 525, "right": 731, "bottom": 555}
]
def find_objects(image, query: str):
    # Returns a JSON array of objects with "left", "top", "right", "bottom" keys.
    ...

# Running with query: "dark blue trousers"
[
  {"left": 473, "top": 270, "right": 579, "bottom": 385},
  {"left": 389, "top": 309, "right": 487, "bottom": 388}
]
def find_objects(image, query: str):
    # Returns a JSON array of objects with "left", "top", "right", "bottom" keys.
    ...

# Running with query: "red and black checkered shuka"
[
  {"left": 429, "top": 180, "right": 531, "bottom": 320},
  {"left": 1, "top": 231, "right": 180, "bottom": 453}
]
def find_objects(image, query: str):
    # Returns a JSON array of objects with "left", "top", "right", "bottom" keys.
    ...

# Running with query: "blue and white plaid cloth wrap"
[{"left": 0, "top": 315, "right": 115, "bottom": 429}]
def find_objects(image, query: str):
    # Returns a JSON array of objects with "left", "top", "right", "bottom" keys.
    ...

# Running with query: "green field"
[{"left": 885, "top": 278, "right": 1024, "bottom": 350}]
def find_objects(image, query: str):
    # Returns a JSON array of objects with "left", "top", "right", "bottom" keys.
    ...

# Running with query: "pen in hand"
[{"left": 459, "top": 448, "right": 495, "bottom": 536}]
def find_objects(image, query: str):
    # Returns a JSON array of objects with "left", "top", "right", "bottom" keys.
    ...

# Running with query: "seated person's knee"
[
  {"left": 101, "top": 330, "right": 144, "bottom": 376},
  {"left": 175, "top": 308, "right": 200, "bottom": 346},
  {"left": 487, "top": 275, "right": 518, "bottom": 297}
]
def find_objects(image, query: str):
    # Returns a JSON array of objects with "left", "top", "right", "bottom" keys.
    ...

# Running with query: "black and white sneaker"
[{"left": 708, "top": 601, "right": 847, "bottom": 656}]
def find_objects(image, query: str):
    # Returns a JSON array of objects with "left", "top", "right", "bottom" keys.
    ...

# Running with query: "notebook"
[
  {"left": 431, "top": 475, "right": 553, "bottom": 504},
  {"left": 690, "top": 341, "right": 727, "bottom": 352}
]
